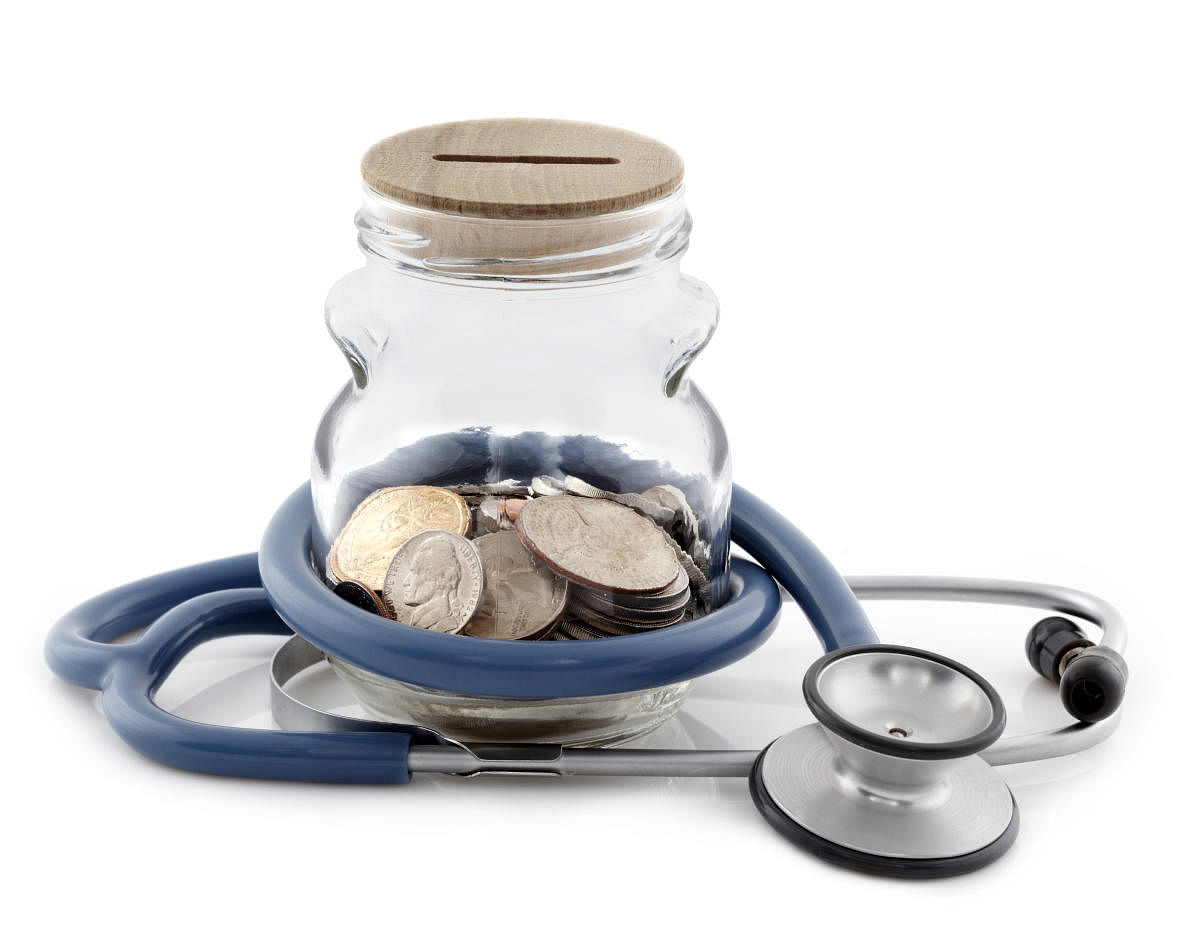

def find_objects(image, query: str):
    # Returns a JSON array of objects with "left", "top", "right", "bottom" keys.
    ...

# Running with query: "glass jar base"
[{"left": 328, "top": 654, "right": 692, "bottom": 747}]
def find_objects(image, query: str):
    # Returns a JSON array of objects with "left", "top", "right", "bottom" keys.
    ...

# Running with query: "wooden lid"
[{"left": 361, "top": 119, "right": 684, "bottom": 220}]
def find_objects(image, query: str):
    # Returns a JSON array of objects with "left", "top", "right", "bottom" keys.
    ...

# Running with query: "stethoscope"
[{"left": 45, "top": 483, "right": 1128, "bottom": 878}]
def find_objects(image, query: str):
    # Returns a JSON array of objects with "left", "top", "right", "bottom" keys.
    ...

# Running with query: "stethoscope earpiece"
[
  {"left": 1025, "top": 616, "right": 1128, "bottom": 722},
  {"left": 750, "top": 645, "right": 1019, "bottom": 878}
]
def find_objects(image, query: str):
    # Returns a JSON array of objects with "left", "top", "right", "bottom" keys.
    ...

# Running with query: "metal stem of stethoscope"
[
  {"left": 46, "top": 483, "right": 1130, "bottom": 877},
  {"left": 271, "top": 572, "right": 1128, "bottom": 876},
  {"left": 851, "top": 575, "right": 1126, "bottom": 767},
  {"left": 271, "top": 573, "right": 1127, "bottom": 774}
]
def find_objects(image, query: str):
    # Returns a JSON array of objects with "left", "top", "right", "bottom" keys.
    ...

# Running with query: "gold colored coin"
[{"left": 328, "top": 486, "right": 470, "bottom": 589}]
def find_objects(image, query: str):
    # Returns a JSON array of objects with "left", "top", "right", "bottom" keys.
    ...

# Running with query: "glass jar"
[{"left": 310, "top": 120, "right": 736, "bottom": 745}]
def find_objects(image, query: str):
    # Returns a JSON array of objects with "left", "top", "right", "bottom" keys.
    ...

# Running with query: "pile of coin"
[{"left": 326, "top": 477, "right": 710, "bottom": 641}]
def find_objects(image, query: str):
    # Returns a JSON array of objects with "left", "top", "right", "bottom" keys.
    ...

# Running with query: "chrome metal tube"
[
  {"left": 407, "top": 744, "right": 758, "bottom": 777},
  {"left": 845, "top": 576, "right": 1127, "bottom": 653},
  {"left": 844, "top": 576, "right": 1127, "bottom": 766},
  {"left": 272, "top": 577, "right": 1128, "bottom": 776}
]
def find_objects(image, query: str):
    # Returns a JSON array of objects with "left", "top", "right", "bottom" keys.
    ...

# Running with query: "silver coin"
[
  {"left": 381, "top": 530, "right": 485, "bottom": 634},
  {"left": 516, "top": 495, "right": 680, "bottom": 594},
  {"left": 471, "top": 496, "right": 508, "bottom": 535},
  {"left": 528, "top": 475, "right": 711, "bottom": 604},
  {"left": 463, "top": 531, "right": 569, "bottom": 640},
  {"left": 575, "top": 563, "right": 691, "bottom": 610},
  {"left": 530, "top": 475, "right": 566, "bottom": 496},
  {"left": 572, "top": 589, "right": 690, "bottom": 623},
  {"left": 558, "top": 619, "right": 611, "bottom": 640},
  {"left": 555, "top": 475, "right": 676, "bottom": 525},
  {"left": 573, "top": 607, "right": 681, "bottom": 635},
  {"left": 568, "top": 596, "right": 687, "bottom": 628},
  {"left": 570, "top": 613, "right": 639, "bottom": 636},
  {"left": 641, "top": 484, "right": 700, "bottom": 549}
]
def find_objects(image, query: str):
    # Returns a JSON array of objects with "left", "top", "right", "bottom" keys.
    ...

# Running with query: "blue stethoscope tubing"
[{"left": 44, "top": 483, "right": 876, "bottom": 783}]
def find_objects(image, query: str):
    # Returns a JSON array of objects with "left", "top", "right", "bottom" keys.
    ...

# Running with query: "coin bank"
[
  {"left": 308, "top": 120, "right": 744, "bottom": 743},
  {"left": 46, "top": 118, "right": 1130, "bottom": 878}
]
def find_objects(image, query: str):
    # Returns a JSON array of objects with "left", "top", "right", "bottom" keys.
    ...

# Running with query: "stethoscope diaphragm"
[{"left": 750, "top": 645, "right": 1018, "bottom": 877}]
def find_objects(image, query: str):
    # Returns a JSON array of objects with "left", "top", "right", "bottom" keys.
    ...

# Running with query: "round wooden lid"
[{"left": 361, "top": 119, "right": 684, "bottom": 220}]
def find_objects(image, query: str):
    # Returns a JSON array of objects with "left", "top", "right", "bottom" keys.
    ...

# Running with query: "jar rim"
[{"left": 355, "top": 185, "right": 691, "bottom": 286}]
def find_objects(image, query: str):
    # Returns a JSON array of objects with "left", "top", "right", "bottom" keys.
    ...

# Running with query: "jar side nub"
[{"left": 663, "top": 273, "right": 721, "bottom": 398}]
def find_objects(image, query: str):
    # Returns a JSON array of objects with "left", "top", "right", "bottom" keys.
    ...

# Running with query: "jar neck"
[{"left": 354, "top": 186, "right": 690, "bottom": 288}]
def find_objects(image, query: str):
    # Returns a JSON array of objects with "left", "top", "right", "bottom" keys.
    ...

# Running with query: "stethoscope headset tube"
[{"left": 44, "top": 481, "right": 1129, "bottom": 876}]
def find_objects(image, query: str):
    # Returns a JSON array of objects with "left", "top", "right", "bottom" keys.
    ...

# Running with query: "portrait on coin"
[{"left": 397, "top": 534, "right": 470, "bottom": 632}]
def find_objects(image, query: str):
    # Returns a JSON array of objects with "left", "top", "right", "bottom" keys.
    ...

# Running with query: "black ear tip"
[
  {"left": 1024, "top": 617, "right": 1127, "bottom": 723},
  {"left": 1060, "top": 646, "right": 1128, "bottom": 723}
]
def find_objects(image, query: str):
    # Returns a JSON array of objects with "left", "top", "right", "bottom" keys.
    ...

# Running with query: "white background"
[{"left": 2, "top": 2, "right": 1196, "bottom": 921}]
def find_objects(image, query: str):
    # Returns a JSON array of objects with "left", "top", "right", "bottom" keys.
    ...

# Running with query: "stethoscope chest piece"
[{"left": 750, "top": 644, "right": 1018, "bottom": 877}]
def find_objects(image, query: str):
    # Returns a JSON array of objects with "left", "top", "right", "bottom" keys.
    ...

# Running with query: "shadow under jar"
[{"left": 310, "top": 119, "right": 734, "bottom": 745}]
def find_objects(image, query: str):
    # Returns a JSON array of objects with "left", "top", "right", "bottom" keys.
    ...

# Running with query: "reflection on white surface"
[{"left": 146, "top": 598, "right": 1106, "bottom": 798}]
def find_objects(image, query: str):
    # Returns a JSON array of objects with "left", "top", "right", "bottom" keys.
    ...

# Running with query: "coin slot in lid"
[
  {"left": 357, "top": 119, "right": 686, "bottom": 274},
  {"left": 431, "top": 154, "right": 620, "bottom": 165},
  {"left": 361, "top": 119, "right": 683, "bottom": 221}
]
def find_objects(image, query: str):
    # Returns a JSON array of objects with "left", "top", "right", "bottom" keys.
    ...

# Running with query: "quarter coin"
[
  {"left": 515, "top": 495, "right": 680, "bottom": 594},
  {"left": 463, "top": 531, "right": 569, "bottom": 640}
]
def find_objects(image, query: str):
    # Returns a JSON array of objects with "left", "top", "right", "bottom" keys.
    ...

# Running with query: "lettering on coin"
[
  {"left": 382, "top": 530, "right": 485, "bottom": 634},
  {"left": 516, "top": 495, "right": 680, "bottom": 594}
]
